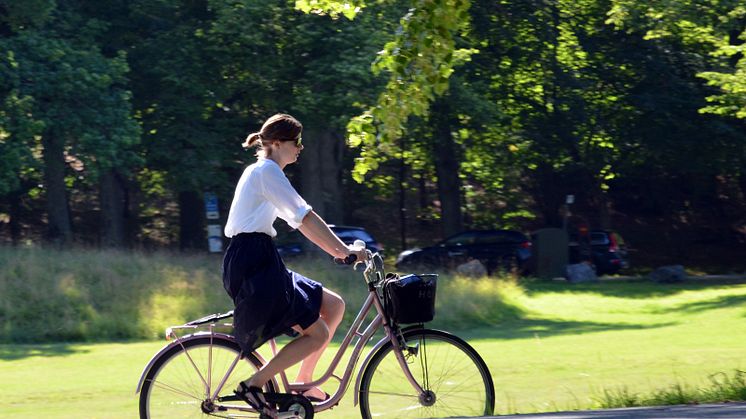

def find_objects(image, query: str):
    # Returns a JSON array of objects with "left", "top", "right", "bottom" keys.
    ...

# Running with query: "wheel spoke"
[
  {"left": 364, "top": 390, "right": 419, "bottom": 398},
  {"left": 148, "top": 378, "right": 203, "bottom": 401}
]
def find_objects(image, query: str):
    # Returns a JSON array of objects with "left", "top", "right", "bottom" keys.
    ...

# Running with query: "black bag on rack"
[{"left": 382, "top": 273, "right": 438, "bottom": 324}]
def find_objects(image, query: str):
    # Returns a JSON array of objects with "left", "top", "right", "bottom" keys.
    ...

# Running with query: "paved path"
[{"left": 468, "top": 403, "right": 746, "bottom": 418}]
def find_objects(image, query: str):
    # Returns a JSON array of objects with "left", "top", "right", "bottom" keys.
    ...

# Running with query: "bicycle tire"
[
  {"left": 359, "top": 328, "right": 495, "bottom": 419},
  {"left": 139, "top": 335, "right": 272, "bottom": 418}
]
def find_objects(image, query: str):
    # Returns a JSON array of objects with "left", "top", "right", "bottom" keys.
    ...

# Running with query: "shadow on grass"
[
  {"left": 455, "top": 317, "right": 676, "bottom": 341},
  {"left": 0, "top": 343, "right": 90, "bottom": 361},
  {"left": 522, "top": 277, "right": 746, "bottom": 300},
  {"left": 657, "top": 293, "right": 746, "bottom": 314}
]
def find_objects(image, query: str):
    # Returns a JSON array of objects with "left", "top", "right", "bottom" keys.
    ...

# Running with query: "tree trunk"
[
  {"left": 99, "top": 169, "right": 128, "bottom": 248},
  {"left": 179, "top": 190, "right": 204, "bottom": 251},
  {"left": 531, "top": 163, "right": 566, "bottom": 228},
  {"left": 7, "top": 189, "right": 22, "bottom": 246},
  {"left": 42, "top": 133, "right": 72, "bottom": 245},
  {"left": 399, "top": 138, "right": 408, "bottom": 251},
  {"left": 300, "top": 127, "right": 324, "bottom": 219},
  {"left": 431, "top": 98, "right": 462, "bottom": 238},
  {"left": 418, "top": 173, "right": 429, "bottom": 223},
  {"left": 300, "top": 128, "right": 344, "bottom": 224}
]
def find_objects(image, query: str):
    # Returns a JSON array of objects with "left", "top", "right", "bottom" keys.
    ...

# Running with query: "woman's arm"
[{"left": 298, "top": 211, "right": 366, "bottom": 260}]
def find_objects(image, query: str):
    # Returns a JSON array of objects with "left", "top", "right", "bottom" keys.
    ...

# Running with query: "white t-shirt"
[{"left": 224, "top": 158, "right": 313, "bottom": 238}]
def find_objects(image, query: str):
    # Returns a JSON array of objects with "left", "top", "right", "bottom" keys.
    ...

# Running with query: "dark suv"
[
  {"left": 568, "top": 230, "right": 628, "bottom": 275},
  {"left": 395, "top": 230, "right": 532, "bottom": 275}
]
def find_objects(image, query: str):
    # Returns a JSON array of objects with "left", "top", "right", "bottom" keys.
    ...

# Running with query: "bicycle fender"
[
  {"left": 352, "top": 325, "right": 425, "bottom": 406},
  {"left": 134, "top": 332, "right": 267, "bottom": 394}
]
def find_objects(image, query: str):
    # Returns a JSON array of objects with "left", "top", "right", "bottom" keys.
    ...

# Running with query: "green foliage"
[
  {"left": 700, "top": 54, "right": 746, "bottom": 118},
  {"left": 309, "top": 0, "right": 474, "bottom": 182},
  {"left": 2, "top": 0, "right": 746, "bottom": 256},
  {"left": 295, "top": 0, "right": 365, "bottom": 19},
  {"left": 607, "top": 0, "right": 746, "bottom": 120},
  {"left": 0, "top": 90, "right": 44, "bottom": 195},
  {"left": 0, "top": 0, "right": 55, "bottom": 32},
  {"left": 0, "top": 3, "right": 141, "bottom": 192}
]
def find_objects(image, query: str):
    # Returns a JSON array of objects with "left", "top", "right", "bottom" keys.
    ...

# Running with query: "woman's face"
[{"left": 271, "top": 138, "right": 304, "bottom": 167}]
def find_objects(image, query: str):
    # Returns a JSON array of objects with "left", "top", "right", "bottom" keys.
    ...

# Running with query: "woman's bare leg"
[
  {"left": 241, "top": 319, "right": 329, "bottom": 391},
  {"left": 295, "top": 288, "right": 345, "bottom": 399},
  {"left": 239, "top": 288, "right": 344, "bottom": 399}
]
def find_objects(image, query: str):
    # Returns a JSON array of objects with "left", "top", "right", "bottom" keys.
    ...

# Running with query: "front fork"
[
  {"left": 390, "top": 325, "right": 427, "bottom": 391},
  {"left": 354, "top": 325, "right": 424, "bottom": 405}
]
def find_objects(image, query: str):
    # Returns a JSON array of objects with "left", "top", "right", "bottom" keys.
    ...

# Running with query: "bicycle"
[{"left": 135, "top": 243, "right": 495, "bottom": 418}]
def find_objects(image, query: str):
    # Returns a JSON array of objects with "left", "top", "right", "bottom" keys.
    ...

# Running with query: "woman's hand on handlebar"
[
  {"left": 333, "top": 242, "right": 368, "bottom": 265},
  {"left": 347, "top": 246, "right": 368, "bottom": 263}
]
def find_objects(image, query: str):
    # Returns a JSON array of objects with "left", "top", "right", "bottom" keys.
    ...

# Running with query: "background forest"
[{"left": 1, "top": 0, "right": 745, "bottom": 272}]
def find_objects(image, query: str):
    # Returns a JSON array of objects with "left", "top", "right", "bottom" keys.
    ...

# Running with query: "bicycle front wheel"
[
  {"left": 359, "top": 328, "right": 495, "bottom": 419},
  {"left": 139, "top": 335, "right": 271, "bottom": 418}
]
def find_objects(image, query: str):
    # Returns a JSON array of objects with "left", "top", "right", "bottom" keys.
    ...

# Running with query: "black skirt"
[{"left": 222, "top": 232, "right": 323, "bottom": 353}]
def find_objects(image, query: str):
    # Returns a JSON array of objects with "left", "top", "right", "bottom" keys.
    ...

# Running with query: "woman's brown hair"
[{"left": 243, "top": 113, "right": 303, "bottom": 156}]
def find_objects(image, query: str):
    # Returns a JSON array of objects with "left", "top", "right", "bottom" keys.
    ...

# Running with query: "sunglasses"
[{"left": 279, "top": 135, "right": 302, "bottom": 147}]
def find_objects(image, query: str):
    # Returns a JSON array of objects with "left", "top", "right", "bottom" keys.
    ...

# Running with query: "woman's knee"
[{"left": 321, "top": 289, "right": 345, "bottom": 319}]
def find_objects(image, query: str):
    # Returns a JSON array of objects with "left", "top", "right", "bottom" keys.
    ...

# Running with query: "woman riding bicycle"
[{"left": 222, "top": 113, "right": 366, "bottom": 411}]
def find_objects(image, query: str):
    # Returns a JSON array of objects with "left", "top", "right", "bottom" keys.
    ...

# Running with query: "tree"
[
  {"left": 605, "top": 0, "right": 746, "bottom": 119},
  {"left": 605, "top": 0, "right": 746, "bottom": 232},
  {"left": 0, "top": 4, "right": 140, "bottom": 246},
  {"left": 208, "top": 0, "right": 395, "bottom": 225}
]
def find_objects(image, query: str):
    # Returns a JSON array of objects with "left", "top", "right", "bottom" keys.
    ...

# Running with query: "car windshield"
[
  {"left": 443, "top": 233, "right": 478, "bottom": 246},
  {"left": 474, "top": 231, "right": 526, "bottom": 244},
  {"left": 444, "top": 231, "right": 525, "bottom": 246}
]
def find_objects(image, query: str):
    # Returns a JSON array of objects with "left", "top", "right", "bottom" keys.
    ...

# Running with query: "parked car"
[
  {"left": 395, "top": 230, "right": 533, "bottom": 275},
  {"left": 328, "top": 225, "right": 384, "bottom": 256},
  {"left": 568, "top": 230, "right": 628, "bottom": 275},
  {"left": 276, "top": 225, "right": 383, "bottom": 258}
]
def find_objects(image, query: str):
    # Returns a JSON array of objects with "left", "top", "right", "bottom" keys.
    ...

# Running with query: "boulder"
[
  {"left": 566, "top": 262, "right": 598, "bottom": 283},
  {"left": 456, "top": 259, "right": 488, "bottom": 278},
  {"left": 649, "top": 265, "right": 687, "bottom": 283}
]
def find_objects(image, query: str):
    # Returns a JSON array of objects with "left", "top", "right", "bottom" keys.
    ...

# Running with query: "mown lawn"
[{"left": 2, "top": 277, "right": 746, "bottom": 418}]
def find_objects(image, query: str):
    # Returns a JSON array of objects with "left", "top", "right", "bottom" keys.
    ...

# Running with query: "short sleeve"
[{"left": 260, "top": 165, "right": 312, "bottom": 229}]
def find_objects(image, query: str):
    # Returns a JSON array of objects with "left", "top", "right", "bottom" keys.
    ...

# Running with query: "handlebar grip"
[{"left": 333, "top": 254, "right": 358, "bottom": 265}]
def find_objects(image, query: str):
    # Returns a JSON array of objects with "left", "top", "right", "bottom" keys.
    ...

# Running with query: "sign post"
[{"left": 204, "top": 192, "right": 222, "bottom": 253}]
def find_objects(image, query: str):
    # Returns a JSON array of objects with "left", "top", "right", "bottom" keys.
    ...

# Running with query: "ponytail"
[{"left": 242, "top": 132, "right": 263, "bottom": 149}]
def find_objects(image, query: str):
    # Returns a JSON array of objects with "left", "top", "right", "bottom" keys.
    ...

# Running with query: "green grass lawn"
[{"left": 2, "top": 277, "right": 746, "bottom": 418}]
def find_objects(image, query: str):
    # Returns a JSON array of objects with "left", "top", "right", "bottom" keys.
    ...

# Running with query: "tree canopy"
[{"left": 1, "top": 0, "right": 745, "bottom": 269}]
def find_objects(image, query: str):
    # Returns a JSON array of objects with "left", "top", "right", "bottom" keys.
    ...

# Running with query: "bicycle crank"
[{"left": 264, "top": 393, "right": 314, "bottom": 419}]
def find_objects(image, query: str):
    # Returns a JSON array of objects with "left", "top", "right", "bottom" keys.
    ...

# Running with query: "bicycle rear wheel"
[
  {"left": 139, "top": 335, "right": 271, "bottom": 418},
  {"left": 359, "top": 328, "right": 495, "bottom": 418}
]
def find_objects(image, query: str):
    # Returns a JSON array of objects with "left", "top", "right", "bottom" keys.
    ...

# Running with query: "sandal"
[
  {"left": 301, "top": 388, "right": 331, "bottom": 403},
  {"left": 234, "top": 382, "right": 275, "bottom": 416}
]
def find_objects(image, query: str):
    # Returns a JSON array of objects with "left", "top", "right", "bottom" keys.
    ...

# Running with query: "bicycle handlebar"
[{"left": 333, "top": 254, "right": 358, "bottom": 265}]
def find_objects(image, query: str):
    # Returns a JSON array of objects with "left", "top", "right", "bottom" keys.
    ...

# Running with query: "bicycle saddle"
[{"left": 185, "top": 310, "right": 234, "bottom": 326}]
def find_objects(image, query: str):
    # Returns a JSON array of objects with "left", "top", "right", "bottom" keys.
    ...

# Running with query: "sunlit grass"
[
  {"left": 0, "top": 246, "right": 230, "bottom": 342},
  {"left": 0, "top": 247, "right": 528, "bottom": 342},
  {"left": 2, "top": 246, "right": 746, "bottom": 417}
]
